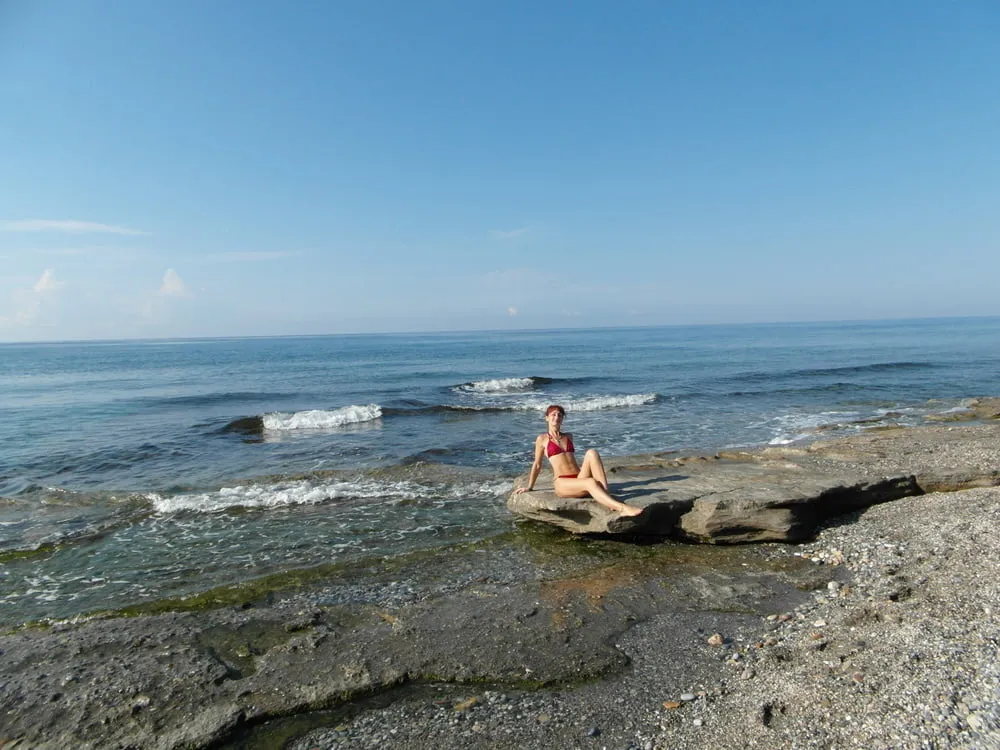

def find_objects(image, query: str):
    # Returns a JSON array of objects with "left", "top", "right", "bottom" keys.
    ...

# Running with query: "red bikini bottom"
[{"left": 558, "top": 473, "right": 579, "bottom": 479}]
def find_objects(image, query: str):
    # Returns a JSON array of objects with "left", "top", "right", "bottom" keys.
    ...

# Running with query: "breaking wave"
[
  {"left": 147, "top": 476, "right": 511, "bottom": 514},
  {"left": 222, "top": 393, "right": 656, "bottom": 435},
  {"left": 452, "top": 376, "right": 555, "bottom": 393},
  {"left": 559, "top": 393, "right": 659, "bottom": 411},
  {"left": 261, "top": 404, "right": 382, "bottom": 431},
  {"left": 393, "top": 393, "right": 659, "bottom": 414}
]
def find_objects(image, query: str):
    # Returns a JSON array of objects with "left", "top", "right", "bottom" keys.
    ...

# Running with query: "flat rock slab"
[
  {"left": 0, "top": 541, "right": 816, "bottom": 750},
  {"left": 508, "top": 421, "right": 1000, "bottom": 543}
]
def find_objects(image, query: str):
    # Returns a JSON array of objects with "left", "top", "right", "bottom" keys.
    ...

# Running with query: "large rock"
[
  {"left": 509, "top": 455, "right": 918, "bottom": 542},
  {"left": 676, "top": 474, "right": 920, "bottom": 543},
  {"left": 508, "top": 422, "right": 1000, "bottom": 543},
  {"left": 506, "top": 471, "right": 692, "bottom": 536}
]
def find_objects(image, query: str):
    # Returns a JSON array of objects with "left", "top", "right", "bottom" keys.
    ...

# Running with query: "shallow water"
[{"left": 2, "top": 317, "right": 999, "bottom": 625}]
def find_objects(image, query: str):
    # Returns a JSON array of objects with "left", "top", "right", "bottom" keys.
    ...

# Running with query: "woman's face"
[{"left": 546, "top": 410, "right": 564, "bottom": 431}]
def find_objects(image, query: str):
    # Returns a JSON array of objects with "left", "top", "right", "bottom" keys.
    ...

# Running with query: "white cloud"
[
  {"left": 490, "top": 227, "right": 529, "bottom": 240},
  {"left": 507, "top": 306, "right": 518, "bottom": 317},
  {"left": 158, "top": 269, "right": 190, "bottom": 297},
  {"left": 0, "top": 219, "right": 149, "bottom": 235},
  {"left": 33, "top": 269, "right": 63, "bottom": 293},
  {"left": 0, "top": 270, "right": 64, "bottom": 328}
]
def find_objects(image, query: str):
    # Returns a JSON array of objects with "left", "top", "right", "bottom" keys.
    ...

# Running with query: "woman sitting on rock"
[{"left": 514, "top": 404, "right": 643, "bottom": 516}]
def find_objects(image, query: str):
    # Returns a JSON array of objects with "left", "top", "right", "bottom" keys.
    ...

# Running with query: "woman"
[{"left": 514, "top": 404, "right": 643, "bottom": 516}]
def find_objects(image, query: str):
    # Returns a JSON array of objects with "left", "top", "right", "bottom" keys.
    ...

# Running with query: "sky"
[{"left": 1, "top": 1, "right": 998, "bottom": 341}]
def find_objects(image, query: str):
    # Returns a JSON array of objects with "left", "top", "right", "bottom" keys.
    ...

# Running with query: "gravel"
[{"left": 293, "top": 486, "right": 1000, "bottom": 750}]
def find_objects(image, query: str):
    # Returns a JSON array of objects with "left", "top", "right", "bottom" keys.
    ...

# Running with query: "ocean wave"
[
  {"left": 262, "top": 404, "right": 382, "bottom": 431},
  {"left": 453, "top": 377, "right": 540, "bottom": 393},
  {"left": 764, "top": 410, "right": 867, "bottom": 445},
  {"left": 123, "top": 391, "right": 293, "bottom": 409},
  {"left": 221, "top": 394, "right": 656, "bottom": 435},
  {"left": 220, "top": 416, "right": 264, "bottom": 434},
  {"left": 147, "top": 476, "right": 511, "bottom": 514},
  {"left": 440, "top": 392, "right": 660, "bottom": 413},
  {"left": 726, "top": 361, "right": 936, "bottom": 386},
  {"left": 557, "top": 393, "right": 660, "bottom": 411},
  {"left": 796, "top": 361, "right": 935, "bottom": 377}
]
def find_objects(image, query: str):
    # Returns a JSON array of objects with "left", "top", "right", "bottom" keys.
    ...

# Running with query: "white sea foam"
[
  {"left": 455, "top": 377, "right": 535, "bottom": 393},
  {"left": 147, "top": 477, "right": 511, "bottom": 514},
  {"left": 560, "top": 393, "right": 659, "bottom": 411},
  {"left": 453, "top": 392, "right": 658, "bottom": 413},
  {"left": 766, "top": 410, "right": 861, "bottom": 445},
  {"left": 262, "top": 404, "right": 382, "bottom": 431},
  {"left": 935, "top": 405, "right": 971, "bottom": 415}
]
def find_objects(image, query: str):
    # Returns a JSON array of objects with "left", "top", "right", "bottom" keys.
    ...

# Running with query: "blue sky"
[{"left": 1, "top": 1, "right": 998, "bottom": 341}]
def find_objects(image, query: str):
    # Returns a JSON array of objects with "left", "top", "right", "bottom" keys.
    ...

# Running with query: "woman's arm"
[{"left": 515, "top": 435, "right": 546, "bottom": 494}]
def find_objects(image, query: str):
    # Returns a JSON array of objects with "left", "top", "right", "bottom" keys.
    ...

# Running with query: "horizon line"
[{"left": 2, "top": 312, "right": 997, "bottom": 346}]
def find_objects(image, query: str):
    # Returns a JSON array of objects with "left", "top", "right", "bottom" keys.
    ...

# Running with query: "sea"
[{"left": 2, "top": 317, "right": 999, "bottom": 629}]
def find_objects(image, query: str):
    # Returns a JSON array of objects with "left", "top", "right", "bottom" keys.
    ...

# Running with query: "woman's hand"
[{"left": 514, "top": 487, "right": 532, "bottom": 494}]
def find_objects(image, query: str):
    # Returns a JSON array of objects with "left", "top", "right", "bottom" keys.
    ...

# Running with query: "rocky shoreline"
[
  {"left": 509, "top": 398, "right": 1000, "bottom": 542},
  {"left": 294, "top": 486, "right": 1000, "bottom": 750},
  {"left": 2, "top": 415, "right": 1000, "bottom": 749}
]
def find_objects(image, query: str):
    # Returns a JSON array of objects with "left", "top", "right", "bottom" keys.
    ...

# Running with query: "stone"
[
  {"left": 707, "top": 633, "right": 724, "bottom": 646},
  {"left": 509, "top": 423, "right": 1000, "bottom": 542},
  {"left": 453, "top": 696, "right": 479, "bottom": 712},
  {"left": 509, "top": 451, "right": 920, "bottom": 542}
]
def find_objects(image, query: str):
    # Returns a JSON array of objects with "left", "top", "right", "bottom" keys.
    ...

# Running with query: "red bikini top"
[{"left": 546, "top": 434, "right": 574, "bottom": 458}]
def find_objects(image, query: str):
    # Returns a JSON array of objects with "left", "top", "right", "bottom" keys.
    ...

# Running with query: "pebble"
[
  {"left": 200, "top": 477, "right": 1000, "bottom": 749},
  {"left": 706, "top": 633, "right": 724, "bottom": 646},
  {"left": 453, "top": 697, "right": 479, "bottom": 712}
]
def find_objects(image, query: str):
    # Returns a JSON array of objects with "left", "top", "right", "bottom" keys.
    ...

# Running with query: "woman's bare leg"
[
  {"left": 577, "top": 449, "right": 609, "bottom": 491},
  {"left": 554, "top": 476, "right": 642, "bottom": 516}
]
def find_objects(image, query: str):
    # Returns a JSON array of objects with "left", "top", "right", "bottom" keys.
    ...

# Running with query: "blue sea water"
[{"left": 2, "top": 317, "right": 999, "bottom": 626}]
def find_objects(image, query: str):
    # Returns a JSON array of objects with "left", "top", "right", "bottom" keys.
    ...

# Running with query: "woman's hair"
[{"left": 545, "top": 404, "right": 566, "bottom": 417}]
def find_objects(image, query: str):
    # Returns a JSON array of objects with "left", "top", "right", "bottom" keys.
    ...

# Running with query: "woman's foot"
[{"left": 618, "top": 504, "right": 643, "bottom": 517}]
